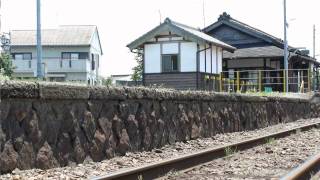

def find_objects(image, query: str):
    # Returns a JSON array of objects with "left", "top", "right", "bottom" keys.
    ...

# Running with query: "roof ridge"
[
  {"left": 218, "top": 12, "right": 283, "bottom": 42},
  {"left": 170, "top": 21, "right": 200, "bottom": 31}
]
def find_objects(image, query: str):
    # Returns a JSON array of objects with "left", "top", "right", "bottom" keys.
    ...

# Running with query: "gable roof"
[
  {"left": 127, "top": 18, "right": 236, "bottom": 52},
  {"left": 11, "top": 25, "right": 103, "bottom": 54},
  {"left": 203, "top": 12, "right": 285, "bottom": 48}
]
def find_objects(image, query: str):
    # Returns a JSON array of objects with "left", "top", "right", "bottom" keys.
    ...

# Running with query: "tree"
[
  {"left": 101, "top": 76, "right": 113, "bottom": 86},
  {"left": 0, "top": 53, "right": 14, "bottom": 78},
  {"left": 131, "top": 50, "right": 143, "bottom": 82}
]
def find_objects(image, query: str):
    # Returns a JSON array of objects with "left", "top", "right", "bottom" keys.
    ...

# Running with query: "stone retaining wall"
[{"left": 0, "top": 81, "right": 319, "bottom": 173}]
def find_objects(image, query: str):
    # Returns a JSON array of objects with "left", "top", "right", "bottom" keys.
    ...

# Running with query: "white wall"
[
  {"left": 144, "top": 44, "right": 161, "bottom": 73},
  {"left": 217, "top": 47, "right": 223, "bottom": 73},
  {"left": 143, "top": 40, "right": 224, "bottom": 74},
  {"left": 212, "top": 47, "right": 218, "bottom": 73},
  {"left": 162, "top": 43, "right": 179, "bottom": 54},
  {"left": 199, "top": 45, "right": 205, "bottom": 72},
  {"left": 180, "top": 42, "right": 197, "bottom": 72},
  {"left": 199, "top": 45, "right": 222, "bottom": 74},
  {"left": 206, "top": 47, "right": 211, "bottom": 73},
  {"left": 11, "top": 46, "right": 90, "bottom": 59}
]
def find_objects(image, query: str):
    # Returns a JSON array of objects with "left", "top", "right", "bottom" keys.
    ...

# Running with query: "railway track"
[
  {"left": 281, "top": 152, "right": 320, "bottom": 180},
  {"left": 91, "top": 122, "right": 320, "bottom": 180}
]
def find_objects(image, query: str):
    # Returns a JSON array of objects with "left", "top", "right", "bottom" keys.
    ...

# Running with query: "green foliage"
[
  {"left": 224, "top": 146, "right": 237, "bottom": 156},
  {"left": 265, "top": 137, "right": 275, "bottom": 145},
  {"left": 131, "top": 50, "right": 143, "bottom": 82},
  {"left": 0, "top": 53, "right": 14, "bottom": 78},
  {"left": 101, "top": 76, "right": 112, "bottom": 86}
]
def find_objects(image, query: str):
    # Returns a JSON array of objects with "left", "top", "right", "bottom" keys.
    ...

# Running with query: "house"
[
  {"left": 127, "top": 18, "right": 236, "bottom": 90},
  {"left": 203, "top": 12, "right": 319, "bottom": 92},
  {"left": 10, "top": 25, "right": 103, "bottom": 85},
  {"left": 110, "top": 74, "right": 142, "bottom": 86}
]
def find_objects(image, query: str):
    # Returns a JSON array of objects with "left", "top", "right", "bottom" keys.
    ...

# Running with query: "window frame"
[
  {"left": 12, "top": 53, "right": 32, "bottom": 60},
  {"left": 61, "top": 52, "right": 89, "bottom": 60},
  {"left": 161, "top": 54, "right": 180, "bottom": 73}
]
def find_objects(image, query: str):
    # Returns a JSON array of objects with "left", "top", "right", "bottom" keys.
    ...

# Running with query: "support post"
[
  {"left": 237, "top": 71, "right": 240, "bottom": 92},
  {"left": 308, "top": 68, "right": 311, "bottom": 92},
  {"left": 258, "top": 70, "right": 262, "bottom": 92},
  {"left": 283, "top": 69, "right": 286, "bottom": 93},
  {"left": 219, "top": 73, "right": 223, "bottom": 92}
]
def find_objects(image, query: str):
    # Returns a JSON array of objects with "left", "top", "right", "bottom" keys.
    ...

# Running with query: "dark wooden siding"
[
  {"left": 144, "top": 73, "right": 198, "bottom": 90},
  {"left": 144, "top": 72, "right": 220, "bottom": 91},
  {"left": 207, "top": 25, "right": 271, "bottom": 48}
]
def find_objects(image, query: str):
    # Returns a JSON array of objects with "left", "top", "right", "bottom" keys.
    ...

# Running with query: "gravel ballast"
[
  {"left": 165, "top": 127, "right": 320, "bottom": 180},
  {"left": 1, "top": 118, "right": 320, "bottom": 180}
]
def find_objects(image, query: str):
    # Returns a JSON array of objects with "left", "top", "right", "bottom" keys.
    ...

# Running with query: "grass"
[
  {"left": 224, "top": 146, "right": 237, "bottom": 156},
  {"left": 265, "top": 137, "right": 276, "bottom": 145}
]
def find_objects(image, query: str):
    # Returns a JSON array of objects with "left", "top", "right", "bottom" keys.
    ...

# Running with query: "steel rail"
[
  {"left": 91, "top": 122, "right": 320, "bottom": 180},
  {"left": 281, "top": 152, "right": 320, "bottom": 180}
]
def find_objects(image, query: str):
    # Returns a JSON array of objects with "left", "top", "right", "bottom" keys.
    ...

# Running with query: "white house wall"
[
  {"left": 180, "top": 42, "right": 197, "bottom": 72},
  {"left": 143, "top": 37, "right": 224, "bottom": 74},
  {"left": 211, "top": 47, "right": 217, "bottom": 73},
  {"left": 162, "top": 43, "right": 179, "bottom": 54},
  {"left": 11, "top": 46, "right": 90, "bottom": 59},
  {"left": 199, "top": 45, "right": 205, "bottom": 72},
  {"left": 90, "top": 30, "right": 102, "bottom": 55},
  {"left": 217, "top": 47, "right": 223, "bottom": 73},
  {"left": 206, "top": 47, "right": 211, "bottom": 73},
  {"left": 144, "top": 44, "right": 161, "bottom": 73},
  {"left": 199, "top": 45, "right": 221, "bottom": 74}
]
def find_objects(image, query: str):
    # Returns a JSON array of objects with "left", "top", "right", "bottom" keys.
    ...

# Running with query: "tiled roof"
[
  {"left": 11, "top": 25, "right": 97, "bottom": 46},
  {"left": 223, "top": 45, "right": 319, "bottom": 64},
  {"left": 203, "top": 12, "right": 285, "bottom": 48},
  {"left": 223, "top": 46, "right": 284, "bottom": 59}
]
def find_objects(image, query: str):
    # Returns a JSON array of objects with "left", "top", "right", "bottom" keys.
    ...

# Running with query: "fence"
[{"left": 203, "top": 69, "right": 316, "bottom": 93}]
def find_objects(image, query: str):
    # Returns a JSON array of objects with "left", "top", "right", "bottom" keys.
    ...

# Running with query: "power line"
[{"left": 202, "top": 0, "right": 206, "bottom": 28}]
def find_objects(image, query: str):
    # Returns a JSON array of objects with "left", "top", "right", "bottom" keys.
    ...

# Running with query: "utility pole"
[
  {"left": 313, "top": 25, "right": 316, "bottom": 58},
  {"left": 283, "top": 0, "right": 288, "bottom": 92},
  {"left": 36, "top": 0, "right": 43, "bottom": 78}
]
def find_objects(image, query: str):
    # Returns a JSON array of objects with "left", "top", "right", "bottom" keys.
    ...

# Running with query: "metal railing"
[{"left": 203, "top": 69, "right": 315, "bottom": 93}]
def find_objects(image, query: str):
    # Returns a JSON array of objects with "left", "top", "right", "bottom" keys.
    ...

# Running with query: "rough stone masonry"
[{"left": 0, "top": 81, "right": 320, "bottom": 174}]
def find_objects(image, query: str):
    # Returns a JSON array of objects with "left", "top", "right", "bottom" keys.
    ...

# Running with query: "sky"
[{"left": 1, "top": 0, "right": 320, "bottom": 77}]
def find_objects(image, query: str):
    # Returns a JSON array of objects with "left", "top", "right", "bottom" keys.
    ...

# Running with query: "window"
[
  {"left": 162, "top": 54, "right": 179, "bottom": 72},
  {"left": 61, "top": 52, "right": 88, "bottom": 60},
  {"left": 13, "top": 53, "right": 32, "bottom": 60}
]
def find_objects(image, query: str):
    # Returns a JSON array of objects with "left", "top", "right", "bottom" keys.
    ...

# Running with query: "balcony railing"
[{"left": 13, "top": 58, "right": 91, "bottom": 74}]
